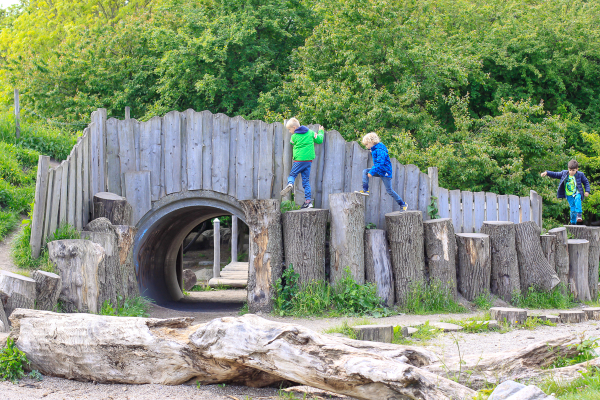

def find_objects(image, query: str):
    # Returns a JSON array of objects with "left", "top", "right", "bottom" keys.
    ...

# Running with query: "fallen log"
[
  {"left": 10, "top": 310, "right": 475, "bottom": 400},
  {"left": 480, "top": 221, "right": 519, "bottom": 302},
  {"left": 514, "top": 221, "right": 560, "bottom": 293},
  {"left": 364, "top": 229, "right": 394, "bottom": 307},
  {"left": 31, "top": 270, "right": 62, "bottom": 311}
]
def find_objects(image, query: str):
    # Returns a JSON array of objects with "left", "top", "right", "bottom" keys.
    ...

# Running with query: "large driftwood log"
[
  {"left": 423, "top": 218, "right": 457, "bottom": 297},
  {"left": 514, "top": 221, "right": 560, "bottom": 293},
  {"left": 364, "top": 229, "right": 394, "bottom": 307},
  {"left": 0, "top": 271, "right": 36, "bottom": 317},
  {"left": 47, "top": 239, "right": 106, "bottom": 313},
  {"left": 480, "top": 221, "right": 519, "bottom": 302},
  {"left": 566, "top": 226, "right": 600, "bottom": 299},
  {"left": 386, "top": 211, "right": 425, "bottom": 305},
  {"left": 92, "top": 192, "right": 132, "bottom": 225},
  {"left": 540, "top": 234, "right": 556, "bottom": 272},
  {"left": 282, "top": 209, "right": 328, "bottom": 284},
  {"left": 547, "top": 227, "right": 569, "bottom": 286},
  {"left": 31, "top": 270, "right": 62, "bottom": 311},
  {"left": 568, "top": 239, "right": 591, "bottom": 302},
  {"left": 240, "top": 200, "right": 283, "bottom": 314},
  {"left": 329, "top": 193, "right": 365, "bottom": 284},
  {"left": 455, "top": 233, "right": 491, "bottom": 301},
  {"left": 10, "top": 310, "right": 475, "bottom": 400}
]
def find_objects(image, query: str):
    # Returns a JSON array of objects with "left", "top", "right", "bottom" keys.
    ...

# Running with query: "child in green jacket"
[{"left": 280, "top": 118, "right": 324, "bottom": 209}]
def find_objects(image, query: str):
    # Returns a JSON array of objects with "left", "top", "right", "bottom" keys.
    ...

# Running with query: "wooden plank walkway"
[{"left": 208, "top": 261, "right": 249, "bottom": 288}]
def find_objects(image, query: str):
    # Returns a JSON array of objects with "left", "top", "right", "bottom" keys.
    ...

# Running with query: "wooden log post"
[
  {"left": 386, "top": 210, "right": 425, "bottom": 305},
  {"left": 540, "top": 234, "right": 557, "bottom": 272},
  {"left": 514, "top": 221, "right": 560, "bottom": 293},
  {"left": 213, "top": 218, "right": 221, "bottom": 279},
  {"left": 30, "top": 155, "right": 51, "bottom": 258},
  {"left": 282, "top": 209, "right": 329, "bottom": 284},
  {"left": 560, "top": 311, "right": 587, "bottom": 324},
  {"left": 329, "top": 193, "right": 365, "bottom": 284},
  {"left": 566, "top": 226, "right": 600, "bottom": 299},
  {"left": 480, "top": 221, "right": 520, "bottom": 303},
  {"left": 0, "top": 271, "right": 36, "bottom": 317},
  {"left": 0, "top": 293, "right": 8, "bottom": 332},
  {"left": 548, "top": 227, "right": 569, "bottom": 286},
  {"left": 567, "top": 239, "right": 591, "bottom": 302},
  {"left": 423, "top": 218, "right": 457, "bottom": 297},
  {"left": 351, "top": 325, "right": 393, "bottom": 343},
  {"left": 364, "top": 229, "right": 394, "bottom": 307},
  {"left": 32, "top": 270, "right": 62, "bottom": 311},
  {"left": 92, "top": 192, "right": 133, "bottom": 226},
  {"left": 240, "top": 200, "right": 283, "bottom": 314},
  {"left": 490, "top": 307, "right": 527, "bottom": 325},
  {"left": 455, "top": 233, "right": 491, "bottom": 301}
]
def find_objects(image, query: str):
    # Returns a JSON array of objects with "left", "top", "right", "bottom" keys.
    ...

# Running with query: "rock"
[
  {"left": 489, "top": 380, "right": 526, "bottom": 400},
  {"left": 182, "top": 269, "right": 197, "bottom": 291},
  {"left": 0, "top": 332, "right": 8, "bottom": 347},
  {"left": 559, "top": 311, "right": 586, "bottom": 324},
  {"left": 430, "top": 322, "right": 463, "bottom": 332},
  {"left": 352, "top": 325, "right": 393, "bottom": 343},
  {"left": 401, "top": 327, "right": 417, "bottom": 337},
  {"left": 195, "top": 268, "right": 213, "bottom": 282},
  {"left": 489, "top": 381, "right": 557, "bottom": 400}
]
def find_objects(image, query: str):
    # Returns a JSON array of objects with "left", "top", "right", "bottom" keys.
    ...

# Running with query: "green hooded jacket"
[{"left": 291, "top": 126, "right": 324, "bottom": 161}]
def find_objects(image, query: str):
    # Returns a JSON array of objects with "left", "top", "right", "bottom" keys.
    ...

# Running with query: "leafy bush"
[
  {"left": 280, "top": 200, "right": 301, "bottom": 213},
  {"left": 0, "top": 337, "right": 29, "bottom": 383},
  {"left": 0, "top": 210, "right": 18, "bottom": 241},
  {"left": 400, "top": 279, "right": 466, "bottom": 314},
  {"left": 100, "top": 295, "right": 153, "bottom": 318},
  {"left": 331, "top": 268, "right": 383, "bottom": 315},
  {"left": 473, "top": 292, "right": 494, "bottom": 311},
  {"left": 548, "top": 337, "right": 600, "bottom": 369},
  {"left": 511, "top": 284, "right": 577, "bottom": 310},
  {"left": 0, "top": 180, "right": 35, "bottom": 214}
]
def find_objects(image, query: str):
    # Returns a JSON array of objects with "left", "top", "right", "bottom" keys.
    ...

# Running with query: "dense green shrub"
[
  {"left": 400, "top": 279, "right": 466, "bottom": 315},
  {"left": 100, "top": 295, "right": 153, "bottom": 318},
  {"left": 0, "top": 210, "right": 18, "bottom": 241},
  {"left": 511, "top": 285, "right": 577, "bottom": 310},
  {"left": 0, "top": 337, "right": 29, "bottom": 383}
]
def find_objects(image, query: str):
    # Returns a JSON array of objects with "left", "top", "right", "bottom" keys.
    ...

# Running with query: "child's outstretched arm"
[
  {"left": 313, "top": 126, "right": 325, "bottom": 144},
  {"left": 541, "top": 170, "right": 561, "bottom": 179}
]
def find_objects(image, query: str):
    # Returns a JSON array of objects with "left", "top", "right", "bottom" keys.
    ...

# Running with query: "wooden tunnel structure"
[{"left": 28, "top": 108, "right": 545, "bottom": 303}]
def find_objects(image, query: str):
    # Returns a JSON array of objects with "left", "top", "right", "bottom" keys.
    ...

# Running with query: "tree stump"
[
  {"left": 0, "top": 271, "right": 36, "bottom": 317},
  {"left": 455, "top": 233, "right": 491, "bottom": 301},
  {"left": 566, "top": 226, "right": 600, "bottom": 299},
  {"left": 490, "top": 307, "right": 527, "bottom": 325},
  {"left": 329, "top": 193, "right": 365, "bottom": 284},
  {"left": 583, "top": 308, "right": 600, "bottom": 320},
  {"left": 282, "top": 209, "right": 328, "bottom": 284},
  {"left": 351, "top": 325, "right": 393, "bottom": 343},
  {"left": 240, "top": 200, "right": 283, "bottom": 314},
  {"left": 567, "top": 239, "right": 591, "bottom": 302},
  {"left": 48, "top": 239, "right": 106, "bottom": 313},
  {"left": 559, "top": 311, "right": 586, "bottom": 324},
  {"left": 514, "top": 221, "right": 560, "bottom": 293},
  {"left": 364, "top": 229, "right": 394, "bottom": 307},
  {"left": 480, "top": 221, "right": 519, "bottom": 303},
  {"left": 183, "top": 269, "right": 197, "bottom": 291},
  {"left": 547, "top": 227, "right": 569, "bottom": 286},
  {"left": 32, "top": 270, "right": 62, "bottom": 311},
  {"left": 423, "top": 218, "right": 457, "bottom": 297},
  {"left": 386, "top": 211, "right": 425, "bottom": 305},
  {"left": 92, "top": 192, "right": 133, "bottom": 226},
  {"left": 540, "top": 235, "right": 556, "bottom": 272}
]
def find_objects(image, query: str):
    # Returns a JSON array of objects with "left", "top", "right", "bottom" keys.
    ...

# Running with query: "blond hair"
[
  {"left": 285, "top": 117, "right": 300, "bottom": 129},
  {"left": 361, "top": 132, "right": 380, "bottom": 146}
]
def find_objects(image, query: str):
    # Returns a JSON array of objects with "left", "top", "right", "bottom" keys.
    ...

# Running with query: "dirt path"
[{"left": 0, "top": 221, "right": 24, "bottom": 275}]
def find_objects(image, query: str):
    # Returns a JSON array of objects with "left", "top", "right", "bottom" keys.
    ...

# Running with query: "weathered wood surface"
[
  {"left": 236, "top": 119, "right": 254, "bottom": 200},
  {"left": 139, "top": 117, "right": 163, "bottom": 200},
  {"left": 10, "top": 311, "right": 476, "bottom": 399},
  {"left": 105, "top": 118, "right": 121, "bottom": 195},
  {"left": 490, "top": 307, "right": 527, "bottom": 325},
  {"left": 449, "top": 189, "right": 462, "bottom": 233},
  {"left": 485, "top": 192, "right": 498, "bottom": 222},
  {"left": 455, "top": 233, "right": 491, "bottom": 301},
  {"left": 548, "top": 227, "right": 570, "bottom": 286},
  {"left": 32, "top": 270, "right": 61, "bottom": 311},
  {"left": 92, "top": 192, "right": 132, "bottom": 226},
  {"left": 75, "top": 139, "right": 83, "bottom": 230},
  {"left": 118, "top": 118, "right": 138, "bottom": 195},
  {"left": 418, "top": 172, "right": 431, "bottom": 219},
  {"left": 461, "top": 191, "right": 474, "bottom": 233},
  {"left": 0, "top": 296, "right": 7, "bottom": 332},
  {"left": 59, "top": 160, "right": 69, "bottom": 225},
  {"left": 403, "top": 165, "right": 419, "bottom": 213},
  {"left": 514, "top": 221, "right": 560, "bottom": 293},
  {"left": 560, "top": 311, "right": 586, "bottom": 324},
  {"left": 481, "top": 221, "right": 519, "bottom": 303},
  {"left": 82, "top": 130, "right": 91, "bottom": 226},
  {"left": 123, "top": 171, "right": 151, "bottom": 225},
  {"left": 67, "top": 149, "right": 77, "bottom": 227},
  {"left": 329, "top": 193, "right": 365, "bottom": 284},
  {"left": 386, "top": 210, "right": 425, "bottom": 305},
  {"left": 364, "top": 229, "right": 394, "bottom": 307},
  {"left": 43, "top": 168, "right": 55, "bottom": 243},
  {"left": 240, "top": 200, "right": 283, "bottom": 313},
  {"left": 282, "top": 209, "right": 328, "bottom": 284},
  {"left": 163, "top": 111, "right": 182, "bottom": 195},
  {"left": 498, "top": 195, "right": 509, "bottom": 222},
  {"left": 0, "top": 271, "right": 36, "bottom": 316},
  {"left": 438, "top": 188, "right": 449, "bottom": 218},
  {"left": 568, "top": 239, "right": 591, "bottom": 302},
  {"left": 30, "top": 155, "right": 50, "bottom": 258},
  {"left": 49, "top": 163, "right": 62, "bottom": 236},
  {"left": 508, "top": 195, "right": 520, "bottom": 224},
  {"left": 473, "top": 192, "right": 485, "bottom": 232},
  {"left": 351, "top": 325, "right": 393, "bottom": 343},
  {"left": 423, "top": 218, "right": 457, "bottom": 296},
  {"left": 566, "top": 226, "right": 600, "bottom": 300},
  {"left": 540, "top": 234, "right": 557, "bottom": 272},
  {"left": 520, "top": 196, "right": 530, "bottom": 223}
]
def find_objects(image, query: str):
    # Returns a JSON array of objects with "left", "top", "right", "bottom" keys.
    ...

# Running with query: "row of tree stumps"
[{"left": 241, "top": 193, "right": 600, "bottom": 313}]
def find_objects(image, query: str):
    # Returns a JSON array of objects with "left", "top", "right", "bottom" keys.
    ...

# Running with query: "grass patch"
[
  {"left": 273, "top": 265, "right": 394, "bottom": 318},
  {"left": 392, "top": 321, "right": 443, "bottom": 345},
  {"left": 99, "top": 295, "right": 154, "bottom": 318},
  {"left": 322, "top": 318, "right": 373, "bottom": 339},
  {"left": 511, "top": 284, "right": 577, "bottom": 309},
  {"left": 547, "top": 337, "right": 600, "bottom": 369},
  {"left": 280, "top": 199, "right": 300, "bottom": 213},
  {"left": 400, "top": 279, "right": 466, "bottom": 315},
  {"left": 442, "top": 313, "right": 556, "bottom": 334},
  {"left": 473, "top": 291, "right": 494, "bottom": 310},
  {"left": 0, "top": 210, "right": 18, "bottom": 241},
  {"left": 540, "top": 367, "right": 600, "bottom": 399}
]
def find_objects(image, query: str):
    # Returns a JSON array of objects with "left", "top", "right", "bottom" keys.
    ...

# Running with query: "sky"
[{"left": 0, "top": 0, "right": 19, "bottom": 8}]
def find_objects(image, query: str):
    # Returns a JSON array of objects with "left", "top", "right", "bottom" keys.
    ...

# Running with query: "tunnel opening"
[{"left": 133, "top": 191, "right": 248, "bottom": 311}]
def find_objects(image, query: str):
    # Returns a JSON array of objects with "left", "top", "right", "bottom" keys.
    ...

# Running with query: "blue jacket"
[
  {"left": 369, "top": 142, "right": 393, "bottom": 178},
  {"left": 546, "top": 170, "right": 591, "bottom": 199}
]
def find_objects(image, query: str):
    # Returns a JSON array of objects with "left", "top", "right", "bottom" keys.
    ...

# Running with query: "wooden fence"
[{"left": 28, "top": 108, "right": 543, "bottom": 257}]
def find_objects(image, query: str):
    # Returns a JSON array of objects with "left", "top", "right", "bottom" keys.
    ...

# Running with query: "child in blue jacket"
[
  {"left": 541, "top": 160, "right": 591, "bottom": 224},
  {"left": 355, "top": 132, "right": 408, "bottom": 210}
]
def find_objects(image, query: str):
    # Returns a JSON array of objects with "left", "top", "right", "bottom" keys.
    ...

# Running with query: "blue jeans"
[
  {"left": 288, "top": 162, "right": 312, "bottom": 201},
  {"left": 567, "top": 193, "right": 582, "bottom": 224},
  {"left": 362, "top": 168, "right": 406, "bottom": 206}
]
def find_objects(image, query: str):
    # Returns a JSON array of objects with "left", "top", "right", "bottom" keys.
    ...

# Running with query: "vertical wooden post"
[
  {"left": 125, "top": 106, "right": 131, "bottom": 120},
  {"left": 14, "top": 89, "right": 20, "bottom": 140},
  {"left": 30, "top": 156, "right": 51, "bottom": 258},
  {"left": 231, "top": 215, "right": 238, "bottom": 263},
  {"left": 213, "top": 218, "right": 221, "bottom": 279}
]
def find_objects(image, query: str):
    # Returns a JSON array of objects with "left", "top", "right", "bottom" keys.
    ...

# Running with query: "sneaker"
[
  {"left": 402, "top": 203, "right": 408, "bottom": 211},
  {"left": 355, "top": 190, "right": 370, "bottom": 196},
  {"left": 301, "top": 200, "right": 313, "bottom": 209},
  {"left": 280, "top": 183, "right": 293, "bottom": 197},
  {"left": 577, "top": 213, "right": 583, "bottom": 223}
]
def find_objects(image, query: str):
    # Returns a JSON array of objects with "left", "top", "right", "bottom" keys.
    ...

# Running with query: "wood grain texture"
[
  {"left": 423, "top": 218, "right": 457, "bottom": 297},
  {"left": 547, "top": 227, "right": 570, "bottom": 286},
  {"left": 364, "top": 229, "right": 394, "bottom": 307},
  {"left": 82, "top": 130, "right": 90, "bottom": 226},
  {"left": 508, "top": 195, "right": 520, "bottom": 224},
  {"left": 185, "top": 109, "right": 202, "bottom": 191},
  {"left": 49, "top": 164, "right": 62, "bottom": 237},
  {"left": 140, "top": 117, "right": 163, "bottom": 200},
  {"left": 418, "top": 172, "right": 431, "bottom": 219},
  {"left": 212, "top": 113, "right": 230, "bottom": 194},
  {"left": 530, "top": 190, "right": 541, "bottom": 227},
  {"left": 461, "top": 191, "right": 474, "bottom": 233},
  {"left": 30, "top": 155, "right": 50, "bottom": 258},
  {"left": 321, "top": 130, "right": 346, "bottom": 210},
  {"left": 105, "top": 118, "right": 121, "bottom": 195},
  {"left": 485, "top": 192, "right": 498, "bottom": 222},
  {"left": 473, "top": 192, "right": 485, "bottom": 233},
  {"left": 568, "top": 239, "right": 591, "bottom": 302},
  {"left": 257, "top": 121, "right": 274, "bottom": 200},
  {"left": 163, "top": 111, "right": 182, "bottom": 195},
  {"left": 118, "top": 118, "right": 137, "bottom": 196},
  {"left": 403, "top": 164, "right": 420, "bottom": 212},
  {"left": 498, "top": 195, "right": 508, "bottom": 222},
  {"left": 229, "top": 116, "right": 240, "bottom": 198},
  {"left": 179, "top": 111, "right": 188, "bottom": 190},
  {"left": 455, "top": 233, "right": 491, "bottom": 301},
  {"left": 236, "top": 118, "right": 254, "bottom": 200},
  {"left": 481, "top": 221, "right": 520, "bottom": 303},
  {"left": 520, "top": 197, "right": 531, "bottom": 223},
  {"left": 438, "top": 188, "right": 449, "bottom": 218},
  {"left": 392, "top": 161, "right": 406, "bottom": 213},
  {"left": 123, "top": 171, "right": 152, "bottom": 225},
  {"left": 42, "top": 167, "right": 54, "bottom": 243},
  {"left": 449, "top": 189, "right": 462, "bottom": 233},
  {"left": 566, "top": 226, "right": 600, "bottom": 299},
  {"left": 271, "top": 123, "right": 284, "bottom": 199},
  {"left": 329, "top": 193, "right": 365, "bottom": 284},
  {"left": 67, "top": 149, "right": 76, "bottom": 227},
  {"left": 59, "top": 160, "right": 68, "bottom": 226},
  {"left": 75, "top": 141, "right": 83, "bottom": 230}
]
